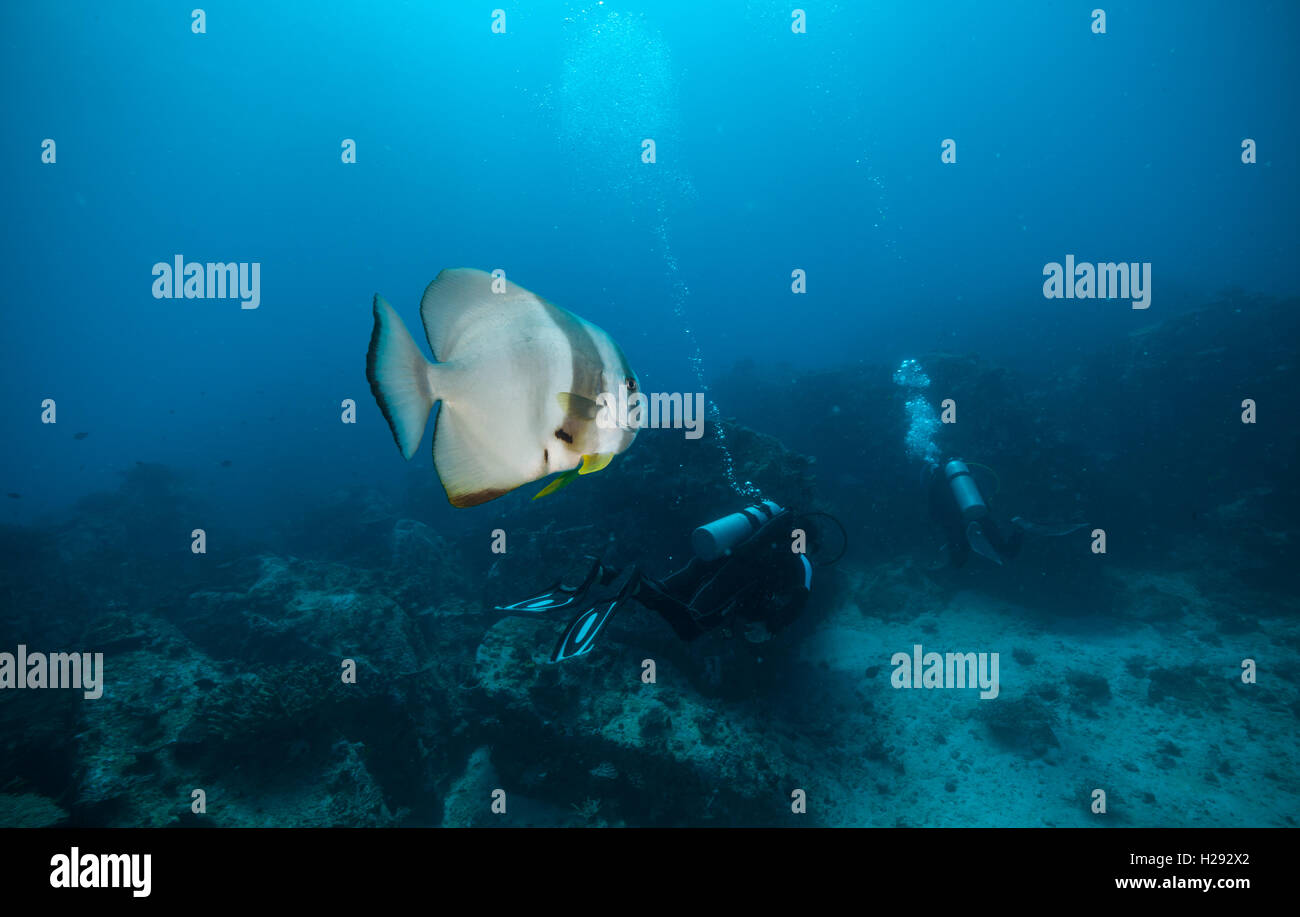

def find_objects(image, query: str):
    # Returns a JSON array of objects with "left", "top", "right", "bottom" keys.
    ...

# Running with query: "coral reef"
[{"left": 1, "top": 294, "right": 1297, "bottom": 826}]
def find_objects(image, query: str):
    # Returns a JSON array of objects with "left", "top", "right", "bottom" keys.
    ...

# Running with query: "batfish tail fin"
[{"left": 367, "top": 294, "right": 438, "bottom": 460}]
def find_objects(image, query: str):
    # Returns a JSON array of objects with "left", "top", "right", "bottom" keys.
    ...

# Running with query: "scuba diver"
[
  {"left": 927, "top": 458, "right": 1022, "bottom": 567},
  {"left": 494, "top": 501, "right": 844, "bottom": 662},
  {"left": 926, "top": 457, "right": 1090, "bottom": 568},
  {"left": 894, "top": 358, "right": 1087, "bottom": 569}
]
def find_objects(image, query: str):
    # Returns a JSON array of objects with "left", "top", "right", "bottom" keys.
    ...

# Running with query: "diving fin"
[
  {"left": 1011, "top": 517, "right": 1091, "bottom": 538},
  {"left": 966, "top": 521, "right": 1004, "bottom": 566},
  {"left": 550, "top": 565, "right": 639, "bottom": 662},
  {"left": 495, "top": 557, "right": 602, "bottom": 615}
]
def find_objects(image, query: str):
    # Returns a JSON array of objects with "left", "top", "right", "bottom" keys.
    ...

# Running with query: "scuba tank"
[
  {"left": 691, "top": 500, "right": 784, "bottom": 561},
  {"left": 944, "top": 460, "right": 989, "bottom": 523}
]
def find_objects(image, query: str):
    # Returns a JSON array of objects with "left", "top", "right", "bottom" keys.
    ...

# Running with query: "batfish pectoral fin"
[
  {"left": 556, "top": 392, "right": 601, "bottom": 420},
  {"left": 578, "top": 452, "right": 614, "bottom": 475},
  {"left": 533, "top": 467, "right": 581, "bottom": 501}
]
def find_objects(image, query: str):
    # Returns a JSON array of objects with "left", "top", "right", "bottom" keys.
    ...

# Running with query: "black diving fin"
[
  {"left": 550, "top": 565, "right": 640, "bottom": 662},
  {"left": 1010, "top": 517, "right": 1091, "bottom": 538},
  {"left": 966, "top": 521, "right": 1004, "bottom": 566},
  {"left": 494, "top": 557, "right": 602, "bottom": 615}
]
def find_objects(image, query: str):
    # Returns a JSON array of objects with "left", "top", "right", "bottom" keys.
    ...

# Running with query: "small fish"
[
  {"left": 6, "top": 493, "right": 20, "bottom": 499},
  {"left": 73, "top": 432, "right": 88, "bottom": 440},
  {"left": 366, "top": 268, "right": 639, "bottom": 507},
  {"left": 220, "top": 460, "right": 233, "bottom": 467}
]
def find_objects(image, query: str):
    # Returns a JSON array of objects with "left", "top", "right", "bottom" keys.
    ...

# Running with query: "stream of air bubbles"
[{"left": 560, "top": 8, "right": 760, "bottom": 499}]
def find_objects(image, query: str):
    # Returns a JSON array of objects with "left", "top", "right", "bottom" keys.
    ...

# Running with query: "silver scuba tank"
[
  {"left": 944, "top": 460, "right": 988, "bottom": 524},
  {"left": 691, "top": 500, "right": 784, "bottom": 561}
]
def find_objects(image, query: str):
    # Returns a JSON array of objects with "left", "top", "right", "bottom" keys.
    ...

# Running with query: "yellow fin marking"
[
  {"left": 578, "top": 452, "right": 614, "bottom": 475},
  {"left": 532, "top": 468, "right": 580, "bottom": 500}
]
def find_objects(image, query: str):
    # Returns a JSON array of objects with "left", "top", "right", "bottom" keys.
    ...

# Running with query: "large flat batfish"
[{"left": 366, "top": 268, "right": 639, "bottom": 507}]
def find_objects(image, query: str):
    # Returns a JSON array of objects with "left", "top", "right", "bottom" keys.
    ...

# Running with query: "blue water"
[
  {"left": 1, "top": 1, "right": 1297, "bottom": 827},
  {"left": 5, "top": 0, "right": 1296, "bottom": 523}
]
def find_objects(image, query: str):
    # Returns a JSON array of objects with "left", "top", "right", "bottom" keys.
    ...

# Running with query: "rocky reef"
[
  {"left": 0, "top": 414, "right": 830, "bottom": 826},
  {"left": 1, "top": 291, "right": 1296, "bottom": 827}
]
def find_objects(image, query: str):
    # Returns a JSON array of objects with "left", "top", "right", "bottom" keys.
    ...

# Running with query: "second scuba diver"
[{"left": 926, "top": 456, "right": 1089, "bottom": 568}]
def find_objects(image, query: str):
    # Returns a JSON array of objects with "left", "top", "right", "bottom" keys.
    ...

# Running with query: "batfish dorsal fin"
[
  {"left": 421, "top": 267, "right": 567, "bottom": 363},
  {"left": 420, "top": 268, "right": 506, "bottom": 362}
]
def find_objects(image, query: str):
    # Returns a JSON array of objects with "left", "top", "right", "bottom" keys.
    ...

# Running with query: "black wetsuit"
[
  {"left": 927, "top": 462, "right": 1022, "bottom": 568},
  {"left": 637, "top": 510, "right": 812, "bottom": 641},
  {"left": 499, "top": 508, "right": 814, "bottom": 661}
]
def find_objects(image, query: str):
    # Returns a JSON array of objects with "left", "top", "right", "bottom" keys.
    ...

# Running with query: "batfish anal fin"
[{"left": 433, "top": 403, "right": 530, "bottom": 508}]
